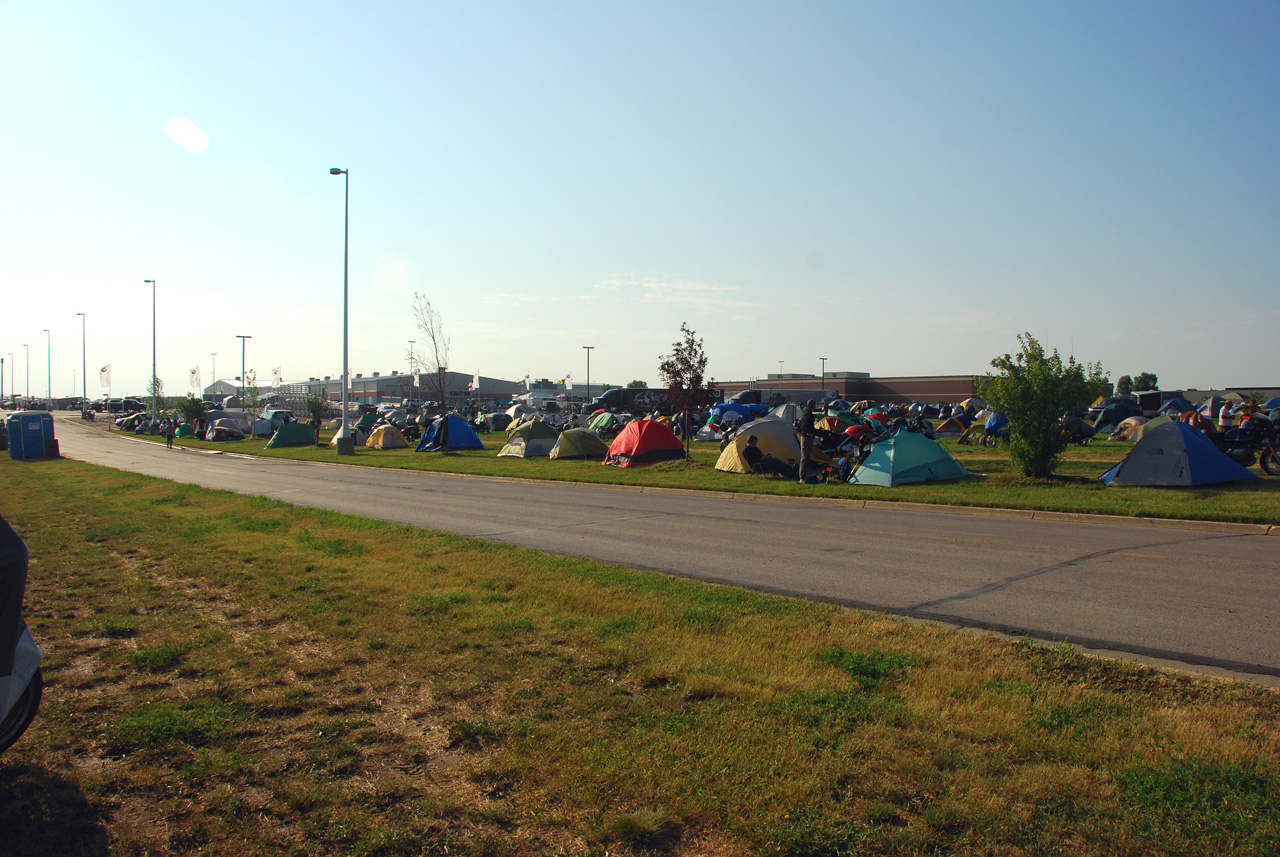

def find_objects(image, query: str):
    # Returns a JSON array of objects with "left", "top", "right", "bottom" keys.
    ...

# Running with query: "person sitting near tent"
[{"left": 742, "top": 435, "right": 794, "bottom": 478}]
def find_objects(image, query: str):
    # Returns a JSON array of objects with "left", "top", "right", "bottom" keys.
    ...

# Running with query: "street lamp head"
[
  {"left": 330, "top": 168, "right": 345, "bottom": 175},
  {"left": 144, "top": 279, "right": 154, "bottom": 284}
]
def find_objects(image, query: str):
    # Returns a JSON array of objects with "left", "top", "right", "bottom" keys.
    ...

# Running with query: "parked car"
[{"left": 260, "top": 409, "right": 294, "bottom": 427}]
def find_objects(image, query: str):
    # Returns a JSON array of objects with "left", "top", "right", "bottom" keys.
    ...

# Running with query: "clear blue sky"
[{"left": 2, "top": 2, "right": 1276, "bottom": 401}]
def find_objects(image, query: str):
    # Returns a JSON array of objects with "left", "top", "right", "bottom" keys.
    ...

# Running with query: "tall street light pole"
[
  {"left": 210, "top": 353, "right": 217, "bottom": 399},
  {"left": 236, "top": 335, "right": 252, "bottom": 400},
  {"left": 43, "top": 329, "right": 51, "bottom": 406},
  {"left": 144, "top": 279, "right": 157, "bottom": 419},
  {"left": 583, "top": 346, "right": 594, "bottom": 406},
  {"left": 23, "top": 343, "right": 29, "bottom": 403},
  {"left": 820, "top": 357, "right": 827, "bottom": 387},
  {"left": 330, "top": 167, "right": 353, "bottom": 454},
  {"left": 77, "top": 312, "right": 87, "bottom": 404}
]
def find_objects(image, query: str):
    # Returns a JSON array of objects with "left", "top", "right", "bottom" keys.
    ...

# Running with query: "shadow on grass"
[{"left": 0, "top": 762, "right": 110, "bottom": 857}]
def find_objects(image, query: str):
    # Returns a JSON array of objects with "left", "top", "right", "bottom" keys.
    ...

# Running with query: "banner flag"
[
  {"left": 272, "top": 366, "right": 283, "bottom": 386},
  {"left": 564, "top": 372, "right": 573, "bottom": 391},
  {"left": 189, "top": 366, "right": 201, "bottom": 390},
  {"left": 523, "top": 373, "right": 531, "bottom": 389},
  {"left": 99, "top": 364, "right": 111, "bottom": 388},
  {"left": 468, "top": 371, "right": 479, "bottom": 392}
]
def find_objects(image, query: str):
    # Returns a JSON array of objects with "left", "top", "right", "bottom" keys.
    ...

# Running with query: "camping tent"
[
  {"left": 714, "top": 417, "right": 803, "bottom": 474},
  {"left": 506, "top": 403, "right": 537, "bottom": 420},
  {"left": 175, "top": 424, "right": 195, "bottom": 438},
  {"left": 1100, "top": 422, "right": 1258, "bottom": 487},
  {"left": 548, "top": 428, "right": 610, "bottom": 460},
  {"left": 849, "top": 431, "right": 970, "bottom": 487},
  {"left": 1128, "top": 414, "right": 1172, "bottom": 443},
  {"left": 959, "top": 397, "right": 985, "bottom": 413},
  {"left": 476, "top": 412, "right": 513, "bottom": 432},
  {"left": 603, "top": 419, "right": 685, "bottom": 467},
  {"left": 355, "top": 412, "right": 379, "bottom": 430},
  {"left": 694, "top": 423, "right": 722, "bottom": 442},
  {"left": 1158, "top": 398, "right": 1191, "bottom": 416},
  {"left": 365, "top": 424, "right": 409, "bottom": 449},
  {"left": 1262, "top": 397, "right": 1280, "bottom": 410},
  {"left": 589, "top": 412, "right": 624, "bottom": 434},
  {"left": 497, "top": 419, "right": 560, "bottom": 457},
  {"left": 330, "top": 426, "right": 369, "bottom": 447},
  {"left": 1199, "top": 396, "right": 1228, "bottom": 418},
  {"left": 934, "top": 414, "right": 972, "bottom": 438},
  {"left": 205, "top": 418, "right": 245, "bottom": 441},
  {"left": 265, "top": 422, "right": 316, "bottom": 448},
  {"left": 1092, "top": 401, "right": 1141, "bottom": 433},
  {"left": 1109, "top": 416, "right": 1148, "bottom": 442},
  {"left": 768, "top": 402, "right": 805, "bottom": 425},
  {"left": 415, "top": 414, "right": 485, "bottom": 452}
]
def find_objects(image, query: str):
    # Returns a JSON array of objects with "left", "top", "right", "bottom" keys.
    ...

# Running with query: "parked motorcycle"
[
  {"left": 1215, "top": 414, "right": 1277, "bottom": 473},
  {"left": 0, "top": 515, "right": 42, "bottom": 754}
]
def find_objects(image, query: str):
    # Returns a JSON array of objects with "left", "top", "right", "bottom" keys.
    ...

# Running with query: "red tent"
[{"left": 602, "top": 419, "right": 685, "bottom": 467}]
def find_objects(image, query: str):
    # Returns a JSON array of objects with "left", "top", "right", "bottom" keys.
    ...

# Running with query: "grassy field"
[
  {"left": 139, "top": 426, "right": 1280, "bottom": 525},
  {"left": 1, "top": 458, "right": 1278, "bottom": 856}
]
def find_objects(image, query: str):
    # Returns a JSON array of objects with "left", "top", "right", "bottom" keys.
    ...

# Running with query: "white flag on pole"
[
  {"left": 189, "top": 366, "right": 201, "bottom": 390},
  {"left": 99, "top": 364, "right": 111, "bottom": 388},
  {"left": 469, "top": 371, "right": 479, "bottom": 392},
  {"left": 523, "top": 373, "right": 531, "bottom": 389},
  {"left": 272, "top": 366, "right": 283, "bottom": 386},
  {"left": 564, "top": 372, "right": 573, "bottom": 390}
]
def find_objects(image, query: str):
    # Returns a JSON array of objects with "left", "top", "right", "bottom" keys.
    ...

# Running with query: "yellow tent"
[{"left": 365, "top": 424, "right": 409, "bottom": 449}]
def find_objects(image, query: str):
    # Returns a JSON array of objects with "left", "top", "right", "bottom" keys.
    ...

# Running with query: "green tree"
[
  {"left": 626, "top": 379, "right": 648, "bottom": 388},
  {"left": 658, "top": 323, "right": 719, "bottom": 460},
  {"left": 975, "top": 333, "right": 1108, "bottom": 479},
  {"left": 1116, "top": 375, "right": 1133, "bottom": 397},
  {"left": 1133, "top": 372, "right": 1158, "bottom": 391},
  {"left": 173, "top": 394, "right": 206, "bottom": 427}
]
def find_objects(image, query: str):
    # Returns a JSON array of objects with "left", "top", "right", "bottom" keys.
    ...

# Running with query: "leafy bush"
[{"left": 976, "top": 333, "right": 1108, "bottom": 478}]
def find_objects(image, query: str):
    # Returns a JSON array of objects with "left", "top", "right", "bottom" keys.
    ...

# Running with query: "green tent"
[
  {"left": 849, "top": 431, "right": 970, "bottom": 487},
  {"left": 355, "top": 412, "right": 379, "bottom": 430},
  {"left": 265, "top": 422, "right": 317, "bottom": 448},
  {"left": 498, "top": 419, "right": 560, "bottom": 457},
  {"left": 588, "top": 412, "right": 621, "bottom": 433},
  {"left": 549, "top": 428, "right": 609, "bottom": 460},
  {"left": 175, "top": 424, "right": 195, "bottom": 438}
]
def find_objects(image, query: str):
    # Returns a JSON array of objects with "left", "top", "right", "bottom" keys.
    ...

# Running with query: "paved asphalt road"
[{"left": 46, "top": 415, "right": 1280, "bottom": 682}]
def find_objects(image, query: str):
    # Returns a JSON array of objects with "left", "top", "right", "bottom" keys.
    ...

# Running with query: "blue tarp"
[{"left": 414, "top": 414, "right": 484, "bottom": 452}]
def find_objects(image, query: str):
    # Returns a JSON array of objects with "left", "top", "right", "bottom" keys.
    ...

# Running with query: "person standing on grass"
[
  {"left": 1220, "top": 401, "right": 1234, "bottom": 433},
  {"left": 798, "top": 399, "right": 817, "bottom": 484},
  {"left": 164, "top": 420, "right": 175, "bottom": 449}
]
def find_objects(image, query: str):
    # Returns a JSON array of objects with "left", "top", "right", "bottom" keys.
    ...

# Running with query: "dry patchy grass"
[{"left": 0, "top": 458, "right": 1277, "bottom": 856}]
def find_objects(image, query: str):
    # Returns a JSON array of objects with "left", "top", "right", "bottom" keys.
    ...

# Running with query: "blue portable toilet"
[{"left": 6, "top": 412, "right": 57, "bottom": 460}]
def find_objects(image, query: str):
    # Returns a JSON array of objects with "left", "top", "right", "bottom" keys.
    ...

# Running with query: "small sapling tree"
[
  {"left": 412, "top": 292, "right": 451, "bottom": 407},
  {"left": 976, "top": 333, "right": 1108, "bottom": 479},
  {"left": 658, "top": 323, "right": 719, "bottom": 460}
]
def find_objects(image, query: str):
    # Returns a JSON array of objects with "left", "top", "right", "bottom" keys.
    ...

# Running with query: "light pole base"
[{"left": 335, "top": 437, "right": 356, "bottom": 456}]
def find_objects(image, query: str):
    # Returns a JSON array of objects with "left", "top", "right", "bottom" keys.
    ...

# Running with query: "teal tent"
[{"left": 849, "top": 431, "right": 970, "bottom": 487}]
